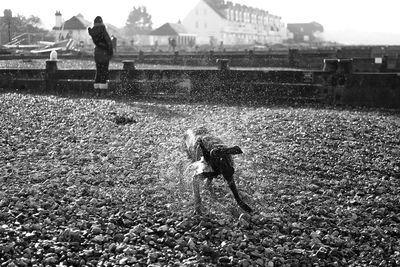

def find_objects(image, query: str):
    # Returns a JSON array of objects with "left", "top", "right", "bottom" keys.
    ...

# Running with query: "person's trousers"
[
  {"left": 94, "top": 61, "right": 110, "bottom": 96},
  {"left": 95, "top": 61, "right": 109, "bottom": 84}
]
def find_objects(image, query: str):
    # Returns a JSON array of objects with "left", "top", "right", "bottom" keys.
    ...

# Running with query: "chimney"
[{"left": 55, "top": 11, "right": 63, "bottom": 28}]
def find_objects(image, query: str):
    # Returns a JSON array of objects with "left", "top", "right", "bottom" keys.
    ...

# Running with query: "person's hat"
[{"left": 94, "top": 16, "right": 103, "bottom": 24}]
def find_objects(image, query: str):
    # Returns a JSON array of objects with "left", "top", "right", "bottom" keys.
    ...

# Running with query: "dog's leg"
[
  {"left": 225, "top": 177, "right": 253, "bottom": 213},
  {"left": 191, "top": 157, "right": 215, "bottom": 214},
  {"left": 193, "top": 174, "right": 203, "bottom": 214}
]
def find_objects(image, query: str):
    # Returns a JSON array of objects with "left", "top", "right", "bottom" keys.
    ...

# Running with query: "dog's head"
[
  {"left": 183, "top": 126, "right": 209, "bottom": 151},
  {"left": 183, "top": 126, "right": 211, "bottom": 162}
]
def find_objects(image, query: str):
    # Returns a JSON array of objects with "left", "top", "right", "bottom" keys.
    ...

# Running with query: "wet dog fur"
[{"left": 183, "top": 127, "right": 252, "bottom": 213}]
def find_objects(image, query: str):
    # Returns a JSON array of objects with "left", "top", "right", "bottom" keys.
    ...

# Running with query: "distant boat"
[
  {"left": 3, "top": 44, "right": 42, "bottom": 50},
  {"left": 3, "top": 33, "right": 44, "bottom": 51},
  {"left": 30, "top": 39, "right": 76, "bottom": 54}
]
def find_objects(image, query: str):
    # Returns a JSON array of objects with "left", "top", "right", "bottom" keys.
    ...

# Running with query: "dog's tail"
[
  {"left": 223, "top": 146, "right": 243, "bottom": 155},
  {"left": 211, "top": 145, "right": 243, "bottom": 158},
  {"left": 198, "top": 138, "right": 242, "bottom": 158}
]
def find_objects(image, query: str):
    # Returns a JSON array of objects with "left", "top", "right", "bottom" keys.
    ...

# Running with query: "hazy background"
[{"left": 3, "top": 0, "right": 399, "bottom": 45}]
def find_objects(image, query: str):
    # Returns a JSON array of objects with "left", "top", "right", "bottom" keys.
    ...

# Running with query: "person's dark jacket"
[{"left": 88, "top": 23, "right": 113, "bottom": 63}]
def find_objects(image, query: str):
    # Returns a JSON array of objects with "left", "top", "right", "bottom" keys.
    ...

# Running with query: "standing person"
[
  {"left": 168, "top": 37, "right": 172, "bottom": 51},
  {"left": 171, "top": 38, "right": 177, "bottom": 52},
  {"left": 88, "top": 16, "right": 113, "bottom": 97},
  {"left": 111, "top": 35, "right": 117, "bottom": 53}
]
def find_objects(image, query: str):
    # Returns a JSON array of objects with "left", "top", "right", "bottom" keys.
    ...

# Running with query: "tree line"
[{"left": 1, "top": 9, "right": 49, "bottom": 43}]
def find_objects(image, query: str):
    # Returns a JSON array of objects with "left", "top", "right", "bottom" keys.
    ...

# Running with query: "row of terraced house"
[
  {"left": 0, "top": 0, "right": 322, "bottom": 48},
  {"left": 152, "top": 0, "right": 323, "bottom": 47},
  {"left": 181, "top": 0, "right": 288, "bottom": 45}
]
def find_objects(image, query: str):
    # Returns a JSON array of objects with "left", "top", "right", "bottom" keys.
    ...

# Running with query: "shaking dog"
[{"left": 183, "top": 127, "right": 252, "bottom": 213}]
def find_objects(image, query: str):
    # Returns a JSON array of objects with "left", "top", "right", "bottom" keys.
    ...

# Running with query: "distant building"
[
  {"left": 52, "top": 12, "right": 120, "bottom": 47},
  {"left": 52, "top": 12, "right": 91, "bottom": 46},
  {"left": 0, "top": 10, "right": 13, "bottom": 44},
  {"left": 287, "top": 21, "right": 324, "bottom": 43},
  {"left": 149, "top": 22, "right": 196, "bottom": 48},
  {"left": 181, "top": 0, "right": 287, "bottom": 46}
]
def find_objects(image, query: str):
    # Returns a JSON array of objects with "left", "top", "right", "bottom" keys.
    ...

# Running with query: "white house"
[
  {"left": 182, "top": 0, "right": 287, "bottom": 46},
  {"left": 52, "top": 12, "right": 121, "bottom": 48},
  {"left": 52, "top": 12, "right": 92, "bottom": 46},
  {"left": 149, "top": 22, "right": 196, "bottom": 48}
]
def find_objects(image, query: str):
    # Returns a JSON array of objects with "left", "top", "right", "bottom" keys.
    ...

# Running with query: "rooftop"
[{"left": 150, "top": 23, "right": 191, "bottom": 36}]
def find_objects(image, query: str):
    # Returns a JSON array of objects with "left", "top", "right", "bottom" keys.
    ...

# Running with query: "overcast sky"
[{"left": 2, "top": 0, "right": 399, "bottom": 45}]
